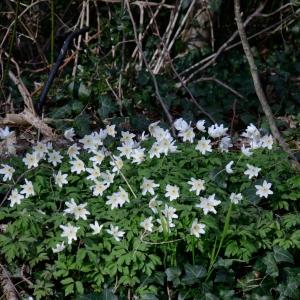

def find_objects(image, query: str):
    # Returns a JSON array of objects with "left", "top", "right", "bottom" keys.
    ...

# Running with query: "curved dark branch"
[{"left": 36, "top": 26, "right": 90, "bottom": 115}]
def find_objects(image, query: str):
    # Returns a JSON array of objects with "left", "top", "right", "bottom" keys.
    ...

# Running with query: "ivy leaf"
[
  {"left": 277, "top": 282, "right": 300, "bottom": 299},
  {"left": 182, "top": 264, "right": 207, "bottom": 285},
  {"left": 74, "top": 113, "right": 91, "bottom": 137},
  {"left": 204, "top": 293, "right": 219, "bottom": 300},
  {"left": 262, "top": 253, "right": 279, "bottom": 277},
  {"left": 98, "top": 288, "right": 118, "bottom": 300},
  {"left": 97, "top": 95, "right": 117, "bottom": 119},
  {"left": 165, "top": 267, "right": 181, "bottom": 287},
  {"left": 273, "top": 246, "right": 294, "bottom": 264}
]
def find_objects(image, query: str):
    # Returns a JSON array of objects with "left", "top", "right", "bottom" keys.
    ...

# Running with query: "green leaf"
[
  {"left": 277, "top": 282, "right": 300, "bottom": 299},
  {"left": 182, "top": 264, "right": 207, "bottom": 285},
  {"left": 61, "top": 277, "right": 74, "bottom": 285},
  {"left": 74, "top": 113, "right": 91, "bottom": 137},
  {"left": 75, "top": 281, "right": 84, "bottom": 294},
  {"left": 165, "top": 267, "right": 181, "bottom": 287},
  {"left": 65, "top": 283, "right": 74, "bottom": 296},
  {"left": 262, "top": 253, "right": 279, "bottom": 277},
  {"left": 97, "top": 95, "right": 118, "bottom": 118},
  {"left": 273, "top": 246, "right": 294, "bottom": 264},
  {"left": 78, "top": 82, "right": 91, "bottom": 100},
  {"left": 98, "top": 288, "right": 118, "bottom": 300}
]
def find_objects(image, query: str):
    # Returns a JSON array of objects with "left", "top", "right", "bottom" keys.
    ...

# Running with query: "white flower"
[
  {"left": 244, "top": 164, "right": 261, "bottom": 179},
  {"left": 208, "top": 124, "right": 228, "bottom": 138},
  {"left": 190, "top": 219, "right": 206, "bottom": 238},
  {"left": 225, "top": 161, "right": 234, "bottom": 174},
  {"left": 100, "top": 170, "right": 115, "bottom": 185},
  {"left": 70, "top": 159, "right": 85, "bottom": 174},
  {"left": 0, "top": 127, "right": 15, "bottom": 140},
  {"left": 120, "top": 131, "right": 135, "bottom": 143},
  {"left": 255, "top": 180, "right": 273, "bottom": 198},
  {"left": 106, "top": 193, "right": 120, "bottom": 209},
  {"left": 151, "top": 127, "right": 172, "bottom": 142},
  {"left": 131, "top": 148, "right": 146, "bottom": 164},
  {"left": 139, "top": 131, "right": 149, "bottom": 141},
  {"left": 106, "top": 224, "right": 125, "bottom": 241},
  {"left": 64, "top": 198, "right": 90, "bottom": 220},
  {"left": 219, "top": 136, "right": 232, "bottom": 152},
  {"left": 90, "top": 150, "right": 105, "bottom": 166},
  {"left": 33, "top": 142, "right": 48, "bottom": 158},
  {"left": 0, "top": 126, "right": 14, "bottom": 139},
  {"left": 64, "top": 128, "right": 75, "bottom": 141},
  {"left": 162, "top": 204, "right": 178, "bottom": 221},
  {"left": 148, "top": 195, "right": 162, "bottom": 214},
  {"left": 242, "top": 123, "right": 260, "bottom": 140},
  {"left": 90, "top": 221, "right": 104, "bottom": 235},
  {"left": 141, "top": 178, "right": 159, "bottom": 196},
  {"left": 241, "top": 144, "right": 253, "bottom": 157},
  {"left": 195, "top": 137, "right": 212, "bottom": 155},
  {"left": 196, "top": 120, "right": 206, "bottom": 132},
  {"left": 60, "top": 223, "right": 80, "bottom": 244},
  {"left": 20, "top": 179, "right": 35, "bottom": 198},
  {"left": 52, "top": 241, "right": 65, "bottom": 253},
  {"left": 178, "top": 127, "right": 195, "bottom": 143},
  {"left": 117, "top": 142, "right": 133, "bottom": 159},
  {"left": 0, "top": 164, "right": 15, "bottom": 181},
  {"left": 91, "top": 181, "right": 109, "bottom": 196},
  {"left": 140, "top": 216, "right": 154, "bottom": 232},
  {"left": 230, "top": 193, "right": 243, "bottom": 204},
  {"left": 116, "top": 186, "right": 130, "bottom": 207},
  {"left": 149, "top": 142, "right": 162, "bottom": 159},
  {"left": 23, "top": 152, "right": 40, "bottom": 169},
  {"left": 48, "top": 150, "right": 63, "bottom": 167},
  {"left": 86, "top": 166, "right": 101, "bottom": 181},
  {"left": 54, "top": 171, "right": 68, "bottom": 188},
  {"left": 79, "top": 134, "right": 97, "bottom": 151},
  {"left": 157, "top": 138, "right": 177, "bottom": 155},
  {"left": 188, "top": 178, "right": 205, "bottom": 196},
  {"left": 173, "top": 118, "right": 189, "bottom": 131},
  {"left": 196, "top": 194, "right": 221, "bottom": 215},
  {"left": 261, "top": 134, "right": 273, "bottom": 150},
  {"left": 94, "top": 128, "right": 107, "bottom": 144},
  {"left": 8, "top": 189, "right": 24, "bottom": 207},
  {"left": 67, "top": 144, "right": 80, "bottom": 159},
  {"left": 110, "top": 156, "right": 123, "bottom": 173},
  {"left": 148, "top": 121, "right": 160, "bottom": 136},
  {"left": 106, "top": 124, "right": 116, "bottom": 137},
  {"left": 165, "top": 184, "right": 180, "bottom": 201}
]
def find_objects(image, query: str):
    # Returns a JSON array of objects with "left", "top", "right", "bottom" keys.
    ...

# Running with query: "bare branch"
[
  {"left": 125, "top": 0, "right": 175, "bottom": 135},
  {"left": 179, "top": 1, "right": 268, "bottom": 84},
  {"left": 234, "top": 0, "right": 300, "bottom": 171},
  {"left": 192, "top": 77, "right": 247, "bottom": 101}
]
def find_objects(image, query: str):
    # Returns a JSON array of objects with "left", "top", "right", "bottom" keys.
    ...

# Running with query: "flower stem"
[{"left": 205, "top": 202, "right": 233, "bottom": 281}]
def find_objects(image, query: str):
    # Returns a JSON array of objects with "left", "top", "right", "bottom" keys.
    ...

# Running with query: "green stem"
[
  {"left": 119, "top": 169, "right": 137, "bottom": 199},
  {"left": 2, "top": 0, "right": 20, "bottom": 86},
  {"left": 192, "top": 236, "right": 195, "bottom": 265},
  {"left": 206, "top": 203, "right": 233, "bottom": 281}
]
